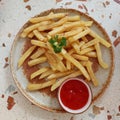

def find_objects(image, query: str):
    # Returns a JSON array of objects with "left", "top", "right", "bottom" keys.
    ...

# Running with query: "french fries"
[{"left": 18, "top": 11, "right": 111, "bottom": 92}]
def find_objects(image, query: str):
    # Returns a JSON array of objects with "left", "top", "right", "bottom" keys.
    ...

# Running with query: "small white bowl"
[{"left": 58, "top": 78, "right": 92, "bottom": 114}]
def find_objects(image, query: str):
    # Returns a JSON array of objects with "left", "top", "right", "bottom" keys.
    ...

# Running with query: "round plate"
[{"left": 10, "top": 8, "right": 114, "bottom": 112}]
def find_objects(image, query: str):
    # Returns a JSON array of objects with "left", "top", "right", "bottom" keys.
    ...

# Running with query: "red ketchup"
[{"left": 58, "top": 78, "right": 92, "bottom": 113}]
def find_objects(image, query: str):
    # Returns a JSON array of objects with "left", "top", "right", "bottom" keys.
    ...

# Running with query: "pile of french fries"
[{"left": 18, "top": 12, "right": 111, "bottom": 91}]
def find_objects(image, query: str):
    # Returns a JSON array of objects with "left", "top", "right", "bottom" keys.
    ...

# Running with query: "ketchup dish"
[{"left": 58, "top": 78, "right": 92, "bottom": 113}]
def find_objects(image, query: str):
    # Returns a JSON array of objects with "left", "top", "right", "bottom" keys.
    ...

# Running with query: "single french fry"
[
  {"left": 51, "top": 70, "right": 82, "bottom": 91},
  {"left": 82, "top": 36, "right": 89, "bottom": 42},
  {"left": 95, "top": 43, "right": 108, "bottom": 69},
  {"left": 30, "top": 48, "right": 45, "bottom": 59},
  {"left": 40, "top": 69, "right": 54, "bottom": 79},
  {"left": 67, "top": 15, "right": 80, "bottom": 21},
  {"left": 47, "top": 70, "right": 73, "bottom": 80},
  {"left": 31, "top": 40, "right": 47, "bottom": 48},
  {"left": 27, "top": 79, "right": 56, "bottom": 91},
  {"left": 64, "top": 28, "right": 83, "bottom": 38},
  {"left": 64, "top": 21, "right": 93, "bottom": 30},
  {"left": 72, "top": 42, "right": 80, "bottom": 53},
  {"left": 28, "top": 32, "right": 34, "bottom": 38},
  {"left": 61, "top": 49, "right": 90, "bottom": 80},
  {"left": 45, "top": 52, "right": 57, "bottom": 71},
  {"left": 38, "top": 17, "right": 68, "bottom": 31},
  {"left": 48, "top": 16, "right": 68, "bottom": 29},
  {"left": 79, "top": 47, "right": 95, "bottom": 55},
  {"left": 66, "top": 60, "right": 71, "bottom": 70},
  {"left": 69, "top": 28, "right": 90, "bottom": 43},
  {"left": 39, "top": 20, "right": 53, "bottom": 25},
  {"left": 38, "top": 25, "right": 50, "bottom": 31},
  {"left": 37, "top": 21, "right": 53, "bottom": 31},
  {"left": 33, "top": 30, "right": 45, "bottom": 41},
  {"left": 29, "top": 13, "right": 67, "bottom": 23},
  {"left": 81, "top": 38, "right": 99, "bottom": 49},
  {"left": 58, "top": 28, "right": 83, "bottom": 38},
  {"left": 48, "top": 26, "right": 65, "bottom": 36},
  {"left": 21, "top": 21, "right": 52, "bottom": 38},
  {"left": 18, "top": 46, "right": 36, "bottom": 68},
  {"left": 82, "top": 21, "right": 93, "bottom": 26},
  {"left": 20, "top": 32, "right": 28, "bottom": 38},
  {"left": 88, "top": 28, "right": 111, "bottom": 48},
  {"left": 86, "top": 61, "right": 99, "bottom": 86},
  {"left": 72, "top": 54, "right": 89, "bottom": 61},
  {"left": 31, "top": 67, "right": 49, "bottom": 79},
  {"left": 21, "top": 23, "right": 41, "bottom": 38},
  {"left": 28, "top": 57, "right": 47, "bottom": 66},
  {"left": 85, "top": 52, "right": 97, "bottom": 58},
  {"left": 63, "top": 21, "right": 87, "bottom": 31}
]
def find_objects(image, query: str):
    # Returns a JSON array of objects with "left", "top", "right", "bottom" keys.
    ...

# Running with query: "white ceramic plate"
[{"left": 10, "top": 8, "right": 114, "bottom": 112}]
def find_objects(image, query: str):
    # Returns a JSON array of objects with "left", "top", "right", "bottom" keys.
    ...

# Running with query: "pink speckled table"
[{"left": 0, "top": 0, "right": 120, "bottom": 120}]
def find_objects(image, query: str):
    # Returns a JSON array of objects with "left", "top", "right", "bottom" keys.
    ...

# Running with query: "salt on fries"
[{"left": 18, "top": 12, "right": 111, "bottom": 91}]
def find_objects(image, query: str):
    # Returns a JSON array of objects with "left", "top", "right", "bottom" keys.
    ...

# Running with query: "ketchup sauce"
[{"left": 59, "top": 79, "right": 89, "bottom": 110}]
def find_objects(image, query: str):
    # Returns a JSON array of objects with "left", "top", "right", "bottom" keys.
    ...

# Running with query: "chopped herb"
[{"left": 49, "top": 35, "right": 66, "bottom": 53}]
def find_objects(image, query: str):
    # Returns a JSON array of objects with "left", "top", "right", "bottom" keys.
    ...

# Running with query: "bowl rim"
[
  {"left": 10, "top": 8, "right": 114, "bottom": 113},
  {"left": 58, "top": 78, "right": 93, "bottom": 114}
]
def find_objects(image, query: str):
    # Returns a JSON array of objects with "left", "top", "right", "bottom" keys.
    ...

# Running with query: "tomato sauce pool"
[{"left": 60, "top": 79, "right": 89, "bottom": 110}]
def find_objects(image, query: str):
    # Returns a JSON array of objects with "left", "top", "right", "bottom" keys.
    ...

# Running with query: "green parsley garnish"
[{"left": 49, "top": 35, "right": 66, "bottom": 53}]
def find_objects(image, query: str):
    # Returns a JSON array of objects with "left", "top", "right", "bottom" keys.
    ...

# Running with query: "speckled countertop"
[{"left": 0, "top": 0, "right": 120, "bottom": 120}]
